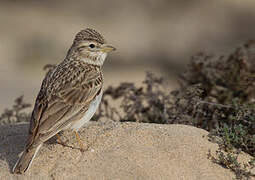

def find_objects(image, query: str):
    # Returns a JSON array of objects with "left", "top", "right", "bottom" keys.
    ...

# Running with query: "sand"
[{"left": 0, "top": 120, "right": 253, "bottom": 180}]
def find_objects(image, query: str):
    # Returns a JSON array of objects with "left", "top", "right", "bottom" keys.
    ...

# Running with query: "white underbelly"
[{"left": 70, "top": 91, "right": 102, "bottom": 131}]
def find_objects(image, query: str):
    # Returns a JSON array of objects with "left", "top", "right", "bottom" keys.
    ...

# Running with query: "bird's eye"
[{"left": 89, "top": 44, "right": 95, "bottom": 48}]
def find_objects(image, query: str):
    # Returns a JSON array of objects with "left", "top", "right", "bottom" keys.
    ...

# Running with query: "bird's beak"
[{"left": 101, "top": 44, "right": 116, "bottom": 53}]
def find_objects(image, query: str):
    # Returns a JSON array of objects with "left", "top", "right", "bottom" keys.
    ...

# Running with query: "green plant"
[{"left": 208, "top": 148, "right": 255, "bottom": 179}]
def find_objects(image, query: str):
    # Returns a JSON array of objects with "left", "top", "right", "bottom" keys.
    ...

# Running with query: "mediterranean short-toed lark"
[{"left": 12, "top": 28, "right": 116, "bottom": 174}]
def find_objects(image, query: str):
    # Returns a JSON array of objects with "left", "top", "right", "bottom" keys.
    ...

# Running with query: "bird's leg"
[
  {"left": 75, "top": 131, "right": 85, "bottom": 152},
  {"left": 56, "top": 133, "right": 66, "bottom": 146}
]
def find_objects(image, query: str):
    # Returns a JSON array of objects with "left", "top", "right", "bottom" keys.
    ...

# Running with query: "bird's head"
[{"left": 67, "top": 28, "right": 116, "bottom": 66}]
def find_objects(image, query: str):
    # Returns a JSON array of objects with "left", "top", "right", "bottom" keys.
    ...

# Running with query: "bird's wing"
[{"left": 26, "top": 62, "right": 103, "bottom": 148}]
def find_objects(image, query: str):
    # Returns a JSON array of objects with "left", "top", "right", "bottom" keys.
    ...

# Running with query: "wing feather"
[{"left": 26, "top": 61, "right": 103, "bottom": 147}]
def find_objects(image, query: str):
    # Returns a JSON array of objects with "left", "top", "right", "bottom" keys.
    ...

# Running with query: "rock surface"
[{"left": 0, "top": 121, "right": 252, "bottom": 180}]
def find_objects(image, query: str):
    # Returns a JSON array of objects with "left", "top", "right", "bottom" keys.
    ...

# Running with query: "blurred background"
[{"left": 1, "top": 0, "right": 255, "bottom": 113}]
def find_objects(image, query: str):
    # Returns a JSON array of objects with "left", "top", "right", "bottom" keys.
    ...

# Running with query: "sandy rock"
[{"left": 0, "top": 121, "right": 252, "bottom": 180}]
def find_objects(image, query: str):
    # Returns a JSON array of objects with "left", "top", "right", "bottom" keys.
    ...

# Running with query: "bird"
[{"left": 12, "top": 28, "right": 116, "bottom": 174}]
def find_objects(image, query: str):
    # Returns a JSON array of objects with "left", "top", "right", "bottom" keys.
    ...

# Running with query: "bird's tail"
[{"left": 12, "top": 144, "right": 42, "bottom": 174}]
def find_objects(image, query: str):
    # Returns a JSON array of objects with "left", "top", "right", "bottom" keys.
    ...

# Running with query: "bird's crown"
[{"left": 74, "top": 28, "right": 106, "bottom": 44}]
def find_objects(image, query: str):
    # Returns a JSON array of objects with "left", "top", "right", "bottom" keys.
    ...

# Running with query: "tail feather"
[{"left": 12, "top": 144, "right": 42, "bottom": 174}]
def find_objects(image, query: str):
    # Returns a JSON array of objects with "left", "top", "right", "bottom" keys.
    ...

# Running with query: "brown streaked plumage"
[
  {"left": 12, "top": 28, "right": 115, "bottom": 174},
  {"left": 74, "top": 28, "right": 106, "bottom": 44}
]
